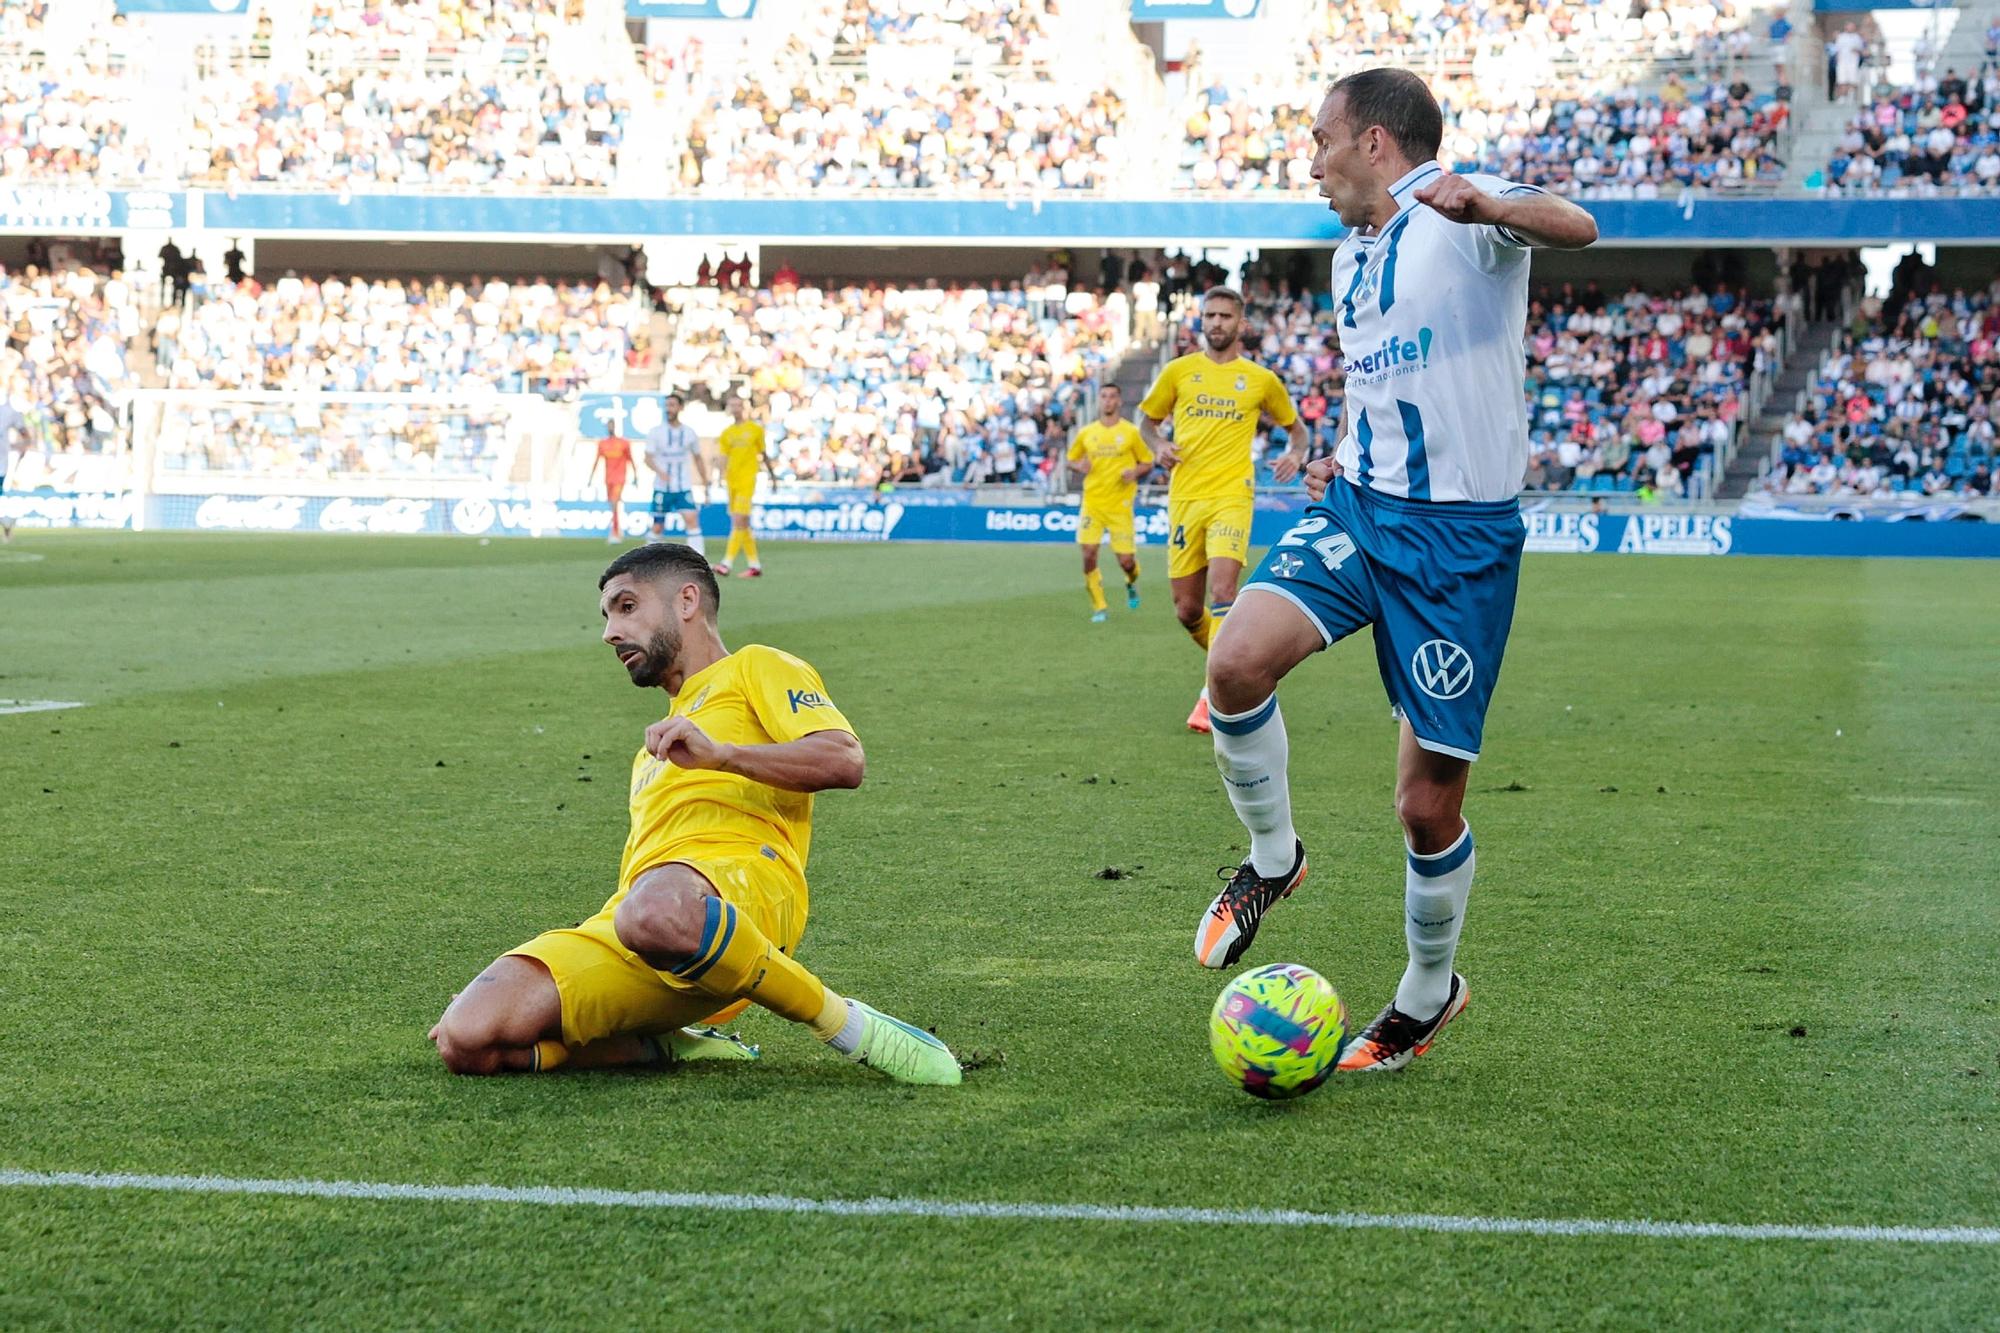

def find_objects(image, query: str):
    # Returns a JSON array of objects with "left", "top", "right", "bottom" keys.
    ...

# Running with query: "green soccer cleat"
[
  {"left": 1126, "top": 586, "right": 1141, "bottom": 611},
  {"left": 654, "top": 1026, "right": 761, "bottom": 1064},
  {"left": 843, "top": 1001, "right": 963, "bottom": 1085}
]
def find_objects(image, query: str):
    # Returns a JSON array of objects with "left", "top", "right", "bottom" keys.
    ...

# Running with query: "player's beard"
[
  {"left": 1205, "top": 327, "right": 1237, "bottom": 355},
  {"left": 616, "top": 623, "right": 681, "bottom": 688}
]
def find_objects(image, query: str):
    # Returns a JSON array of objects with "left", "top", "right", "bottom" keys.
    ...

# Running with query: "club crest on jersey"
[
  {"left": 1271, "top": 552, "right": 1305, "bottom": 579},
  {"left": 1234, "top": 375, "right": 1247, "bottom": 392},
  {"left": 1412, "top": 639, "right": 1474, "bottom": 700},
  {"left": 682, "top": 684, "right": 712, "bottom": 714}
]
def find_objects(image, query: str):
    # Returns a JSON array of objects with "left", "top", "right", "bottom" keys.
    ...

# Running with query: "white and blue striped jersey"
[
  {"left": 643, "top": 421, "right": 699, "bottom": 493},
  {"left": 1331, "top": 162, "right": 1545, "bottom": 504}
]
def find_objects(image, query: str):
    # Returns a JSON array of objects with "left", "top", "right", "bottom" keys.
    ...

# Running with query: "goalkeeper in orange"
[{"left": 428, "top": 542, "right": 962, "bottom": 1085}]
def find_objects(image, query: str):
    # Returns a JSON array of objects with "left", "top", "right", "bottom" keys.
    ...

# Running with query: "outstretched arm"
[
  {"left": 1414, "top": 176, "right": 1598, "bottom": 250},
  {"left": 644, "top": 715, "right": 864, "bottom": 792}
]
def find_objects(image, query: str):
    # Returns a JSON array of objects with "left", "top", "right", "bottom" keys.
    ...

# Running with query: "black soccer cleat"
[
  {"left": 1337, "top": 972, "right": 1469, "bottom": 1074},
  {"left": 1195, "top": 840, "right": 1307, "bottom": 968}
]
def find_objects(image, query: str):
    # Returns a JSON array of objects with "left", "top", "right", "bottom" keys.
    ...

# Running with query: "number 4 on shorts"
[{"left": 1276, "top": 515, "right": 1356, "bottom": 571}]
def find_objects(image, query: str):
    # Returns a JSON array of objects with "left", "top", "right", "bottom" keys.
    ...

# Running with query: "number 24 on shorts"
[{"left": 1278, "top": 515, "right": 1356, "bottom": 571}]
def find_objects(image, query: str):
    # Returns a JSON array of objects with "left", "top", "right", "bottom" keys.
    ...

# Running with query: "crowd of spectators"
[
  {"left": 290, "top": 0, "right": 586, "bottom": 65},
  {"left": 1520, "top": 281, "right": 1778, "bottom": 495},
  {"left": 158, "top": 272, "right": 641, "bottom": 395},
  {"left": 0, "top": 259, "right": 135, "bottom": 456},
  {"left": 0, "top": 63, "right": 145, "bottom": 183},
  {"left": 1300, "top": 0, "right": 1771, "bottom": 69},
  {"left": 677, "top": 70, "right": 1123, "bottom": 194},
  {"left": 1763, "top": 279, "right": 1998, "bottom": 498},
  {"left": 1175, "top": 68, "right": 1788, "bottom": 195},
  {"left": 1822, "top": 64, "right": 2000, "bottom": 196},
  {"left": 152, "top": 398, "right": 513, "bottom": 479},
  {"left": 663, "top": 277, "right": 1126, "bottom": 487},
  {"left": 181, "top": 65, "right": 626, "bottom": 190}
]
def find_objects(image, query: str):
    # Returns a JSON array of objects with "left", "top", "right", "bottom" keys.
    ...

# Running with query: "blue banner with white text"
[
  {"left": 9, "top": 490, "right": 1997, "bottom": 557},
  {"left": 1131, "top": 0, "right": 1262, "bottom": 19}
]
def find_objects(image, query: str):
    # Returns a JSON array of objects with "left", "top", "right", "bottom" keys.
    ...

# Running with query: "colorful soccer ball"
[{"left": 1209, "top": 962, "right": 1349, "bottom": 1099}]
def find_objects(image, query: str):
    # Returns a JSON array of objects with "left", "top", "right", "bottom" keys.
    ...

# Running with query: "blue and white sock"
[
  {"left": 1396, "top": 825, "right": 1475, "bottom": 1020},
  {"left": 1210, "top": 693, "right": 1297, "bottom": 877}
]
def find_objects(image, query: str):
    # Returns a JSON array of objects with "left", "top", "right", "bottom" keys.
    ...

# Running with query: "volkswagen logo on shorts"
[{"left": 1412, "top": 639, "right": 1473, "bottom": 700}]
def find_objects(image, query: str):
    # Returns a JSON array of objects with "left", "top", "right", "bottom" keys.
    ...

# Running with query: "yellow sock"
[
  {"left": 742, "top": 530, "right": 760, "bottom": 565},
  {"left": 1187, "top": 613, "right": 1213, "bottom": 649},
  {"left": 671, "top": 895, "right": 828, "bottom": 1025},
  {"left": 1085, "top": 567, "right": 1107, "bottom": 611},
  {"left": 723, "top": 529, "right": 744, "bottom": 567},
  {"left": 1126, "top": 560, "right": 1141, "bottom": 586},
  {"left": 808, "top": 989, "right": 849, "bottom": 1041},
  {"left": 531, "top": 1040, "right": 570, "bottom": 1072}
]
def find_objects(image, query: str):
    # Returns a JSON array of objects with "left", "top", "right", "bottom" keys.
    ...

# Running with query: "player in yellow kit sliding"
[
  {"left": 1138, "top": 287, "right": 1303, "bottom": 731},
  {"left": 714, "top": 396, "right": 777, "bottom": 577},
  {"left": 1066, "top": 383, "right": 1154, "bottom": 622},
  {"left": 428, "top": 542, "right": 961, "bottom": 1085}
]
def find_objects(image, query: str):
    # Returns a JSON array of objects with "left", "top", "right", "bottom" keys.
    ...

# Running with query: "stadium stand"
[
  {"left": 159, "top": 273, "right": 640, "bottom": 395},
  {"left": 0, "top": 260, "right": 135, "bottom": 454},
  {"left": 1822, "top": 63, "right": 2000, "bottom": 195},
  {"left": 1762, "top": 280, "right": 1999, "bottom": 497},
  {"left": 1173, "top": 0, "right": 1791, "bottom": 195},
  {"left": 655, "top": 276, "right": 1129, "bottom": 486}
]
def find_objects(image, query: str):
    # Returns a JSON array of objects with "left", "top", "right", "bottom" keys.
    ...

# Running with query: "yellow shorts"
[
  {"left": 726, "top": 485, "right": 755, "bottom": 517},
  {"left": 1076, "top": 504, "right": 1137, "bottom": 556},
  {"left": 1165, "top": 494, "right": 1253, "bottom": 579},
  {"left": 508, "top": 852, "right": 807, "bottom": 1047}
]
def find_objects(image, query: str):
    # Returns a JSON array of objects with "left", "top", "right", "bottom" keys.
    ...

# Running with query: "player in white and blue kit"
[
  {"left": 1194, "top": 68, "right": 1597, "bottom": 1073},
  {"left": 0, "top": 399, "right": 26, "bottom": 544},
  {"left": 642, "top": 393, "right": 711, "bottom": 553}
]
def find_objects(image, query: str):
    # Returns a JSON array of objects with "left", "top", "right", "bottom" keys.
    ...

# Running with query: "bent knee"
[
  {"left": 1206, "top": 639, "right": 1276, "bottom": 709},
  {"left": 434, "top": 1028, "right": 502, "bottom": 1076},
  {"left": 612, "top": 881, "right": 707, "bottom": 960},
  {"left": 1395, "top": 786, "right": 1462, "bottom": 841}
]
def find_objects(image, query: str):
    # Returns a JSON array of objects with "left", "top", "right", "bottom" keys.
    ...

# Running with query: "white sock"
[
  {"left": 1210, "top": 693, "right": 1297, "bottom": 877},
  {"left": 684, "top": 531, "right": 706, "bottom": 555},
  {"left": 1395, "top": 825, "right": 1474, "bottom": 1020},
  {"left": 824, "top": 998, "right": 867, "bottom": 1055}
]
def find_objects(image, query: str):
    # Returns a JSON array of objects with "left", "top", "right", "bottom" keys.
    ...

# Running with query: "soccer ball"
[{"left": 1209, "top": 962, "right": 1349, "bottom": 1099}]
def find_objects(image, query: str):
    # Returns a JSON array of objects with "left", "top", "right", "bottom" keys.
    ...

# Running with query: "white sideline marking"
[
  {"left": 2, "top": 1170, "right": 1996, "bottom": 1247},
  {"left": 0, "top": 700, "right": 85, "bottom": 715}
]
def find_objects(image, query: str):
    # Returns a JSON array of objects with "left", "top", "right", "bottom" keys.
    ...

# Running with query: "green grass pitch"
[{"left": 1, "top": 532, "right": 1996, "bottom": 1328}]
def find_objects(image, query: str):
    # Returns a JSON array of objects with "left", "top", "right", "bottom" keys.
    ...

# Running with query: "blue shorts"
[
  {"left": 1243, "top": 478, "right": 1524, "bottom": 761},
  {"left": 650, "top": 489, "right": 696, "bottom": 518}
]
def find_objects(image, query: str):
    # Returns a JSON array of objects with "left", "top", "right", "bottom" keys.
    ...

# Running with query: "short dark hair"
[
  {"left": 665, "top": 392, "right": 683, "bottom": 407},
  {"left": 1330, "top": 68, "right": 1443, "bottom": 165},
  {"left": 1200, "top": 285, "right": 1245, "bottom": 309},
  {"left": 600, "top": 542, "right": 720, "bottom": 619}
]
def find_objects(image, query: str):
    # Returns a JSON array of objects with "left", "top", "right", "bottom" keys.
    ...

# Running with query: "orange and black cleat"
[
  {"left": 1337, "top": 973, "right": 1469, "bottom": 1074},
  {"left": 1195, "top": 840, "right": 1307, "bottom": 968}
]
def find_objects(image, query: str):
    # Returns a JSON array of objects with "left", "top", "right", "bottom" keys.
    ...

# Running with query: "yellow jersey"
[
  {"left": 1067, "top": 419, "right": 1154, "bottom": 513},
  {"left": 619, "top": 644, "right": 854, "bottom": 890},
  {"left": 717, "top": 420, "right": 767, "bottom": 494},
  {"left": 1137, "top": 354, "right": 1297, "bottom": 504}
]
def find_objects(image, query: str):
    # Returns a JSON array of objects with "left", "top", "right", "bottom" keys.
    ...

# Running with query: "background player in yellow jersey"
[
  {"left": 714, "top": 395, "right": 778, "bottom": 578},
  {"left": 1138, "top": 286, "right": 1304, "bottom": 731},
  {"left": 428, "top": 542, "right": 961, "bottom": 1085},
  {"left": 1065, "top": 383, "right": 1154, "bottom": 623}
]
